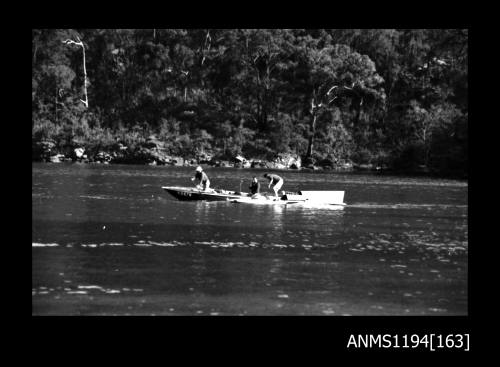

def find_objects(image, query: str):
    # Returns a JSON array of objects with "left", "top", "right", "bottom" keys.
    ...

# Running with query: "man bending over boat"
[
  {"left": 263, "top": 173, "right": 283, "bottom": 199},
  {"left": 249, "top": 176, "right": 260, "bottom": 197},
  {"left": 192, "top": 166, "right": 211, "bottom": 191}
]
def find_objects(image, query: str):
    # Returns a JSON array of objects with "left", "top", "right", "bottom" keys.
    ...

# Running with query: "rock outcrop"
[
  {"left": 33, "top": 134, "right": 366, "bottom": 172},
  {"left": 33, "top": 140, "right": 56, "bottom": 162},
  {"left": 273, "top": 153, "right": 301, "bottom": 169}
]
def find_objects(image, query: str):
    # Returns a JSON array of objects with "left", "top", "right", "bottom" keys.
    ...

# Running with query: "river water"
[{"left": 32, "top": 163, "right": 468, "bottom": 315}]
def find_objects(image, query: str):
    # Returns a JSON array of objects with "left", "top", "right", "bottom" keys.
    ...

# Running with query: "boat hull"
[
  {"left": 230, "top": 196, "right": 346, "bottom": 209},
  {"left": 162, "top": 186, "right": 246, "bottom": 201},
  {"left": 162, "top": 186, "right": 346, "bottom": 208}
]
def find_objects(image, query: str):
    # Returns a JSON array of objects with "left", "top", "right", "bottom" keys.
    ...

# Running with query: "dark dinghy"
[{"left": 162, "top": 186, "right": 248, "bottom": 201}]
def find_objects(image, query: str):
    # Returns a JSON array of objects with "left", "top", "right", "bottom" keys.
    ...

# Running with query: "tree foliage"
[{"left": 32, "top": 29, "right": 468, "bottom": 175}]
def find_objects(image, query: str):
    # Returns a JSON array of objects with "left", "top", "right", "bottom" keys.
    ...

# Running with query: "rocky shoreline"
[
  {"left": 32, "top": 136, "right": 371, "bottom": 172},
  {"left": 33, "top": 136, "right": 463, "bottom": 178}
]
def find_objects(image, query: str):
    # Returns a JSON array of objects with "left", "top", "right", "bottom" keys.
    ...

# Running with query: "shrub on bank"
[{"left": 32, "top": 116, "right": 465, "bottom": 178}]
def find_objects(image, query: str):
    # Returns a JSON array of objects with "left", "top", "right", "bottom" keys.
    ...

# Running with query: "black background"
[{"left": 22, "top": 3, "right": 484, "bottom": 360}]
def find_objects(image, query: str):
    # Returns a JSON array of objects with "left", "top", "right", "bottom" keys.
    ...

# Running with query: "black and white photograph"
[{"left": 32, "top": 29, "right": 468, "bottom": 318}]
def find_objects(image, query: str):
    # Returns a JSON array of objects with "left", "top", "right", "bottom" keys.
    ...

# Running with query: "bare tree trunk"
[
  {"left": 262, "top": 89, "right": 268, "bottom": 129},
  {"left": 256, "top": 92, "right": 262, "bottom": 129},
  {"left": 33, "top": 43, "right": 38, "bottom": 65},
  {"left": 81, "top": 42, "right": 88, "bottom": 108},
  {"left": 63, "top": 37, "right": 88, "bottom": 108},
  {"left": 122, "top": 79, "right": 126, "bottom": 102},
  {"left": 424, "top": 147, "right": 430, "bottom": 167},
  {"left": 55, "top": 87, "right": 58, "bottom": 124},
  {"left": 306, "top": 95, "right": 319, "bottom": 159},
  {"left": 422, "top": 124, "right": 429, "bottom": 167},
  {"left": 306, "top": 112, "right": 317, "bottom": 158}
]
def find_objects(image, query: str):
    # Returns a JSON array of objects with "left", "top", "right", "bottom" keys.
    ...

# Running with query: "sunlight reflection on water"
[{"left": 32, "top": 163, "right": 467, "bottom": 315}]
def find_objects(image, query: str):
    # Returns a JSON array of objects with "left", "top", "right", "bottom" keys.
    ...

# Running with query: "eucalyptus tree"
[
  {"left": 290, "top": 33, "right": 386, "bottom": 160},
  {"left": 32, "top": 29, "right": 81, "bottom": 126}
]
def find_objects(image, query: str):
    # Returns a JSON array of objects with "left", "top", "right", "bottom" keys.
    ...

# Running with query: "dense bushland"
[{"left": 32, "top": 29, "right": 467, "bottom": 176}]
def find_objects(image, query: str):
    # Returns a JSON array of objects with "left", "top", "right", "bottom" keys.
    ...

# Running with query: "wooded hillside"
[{"left": 32, "top": 29, "right": 468, "bottom": 176}]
